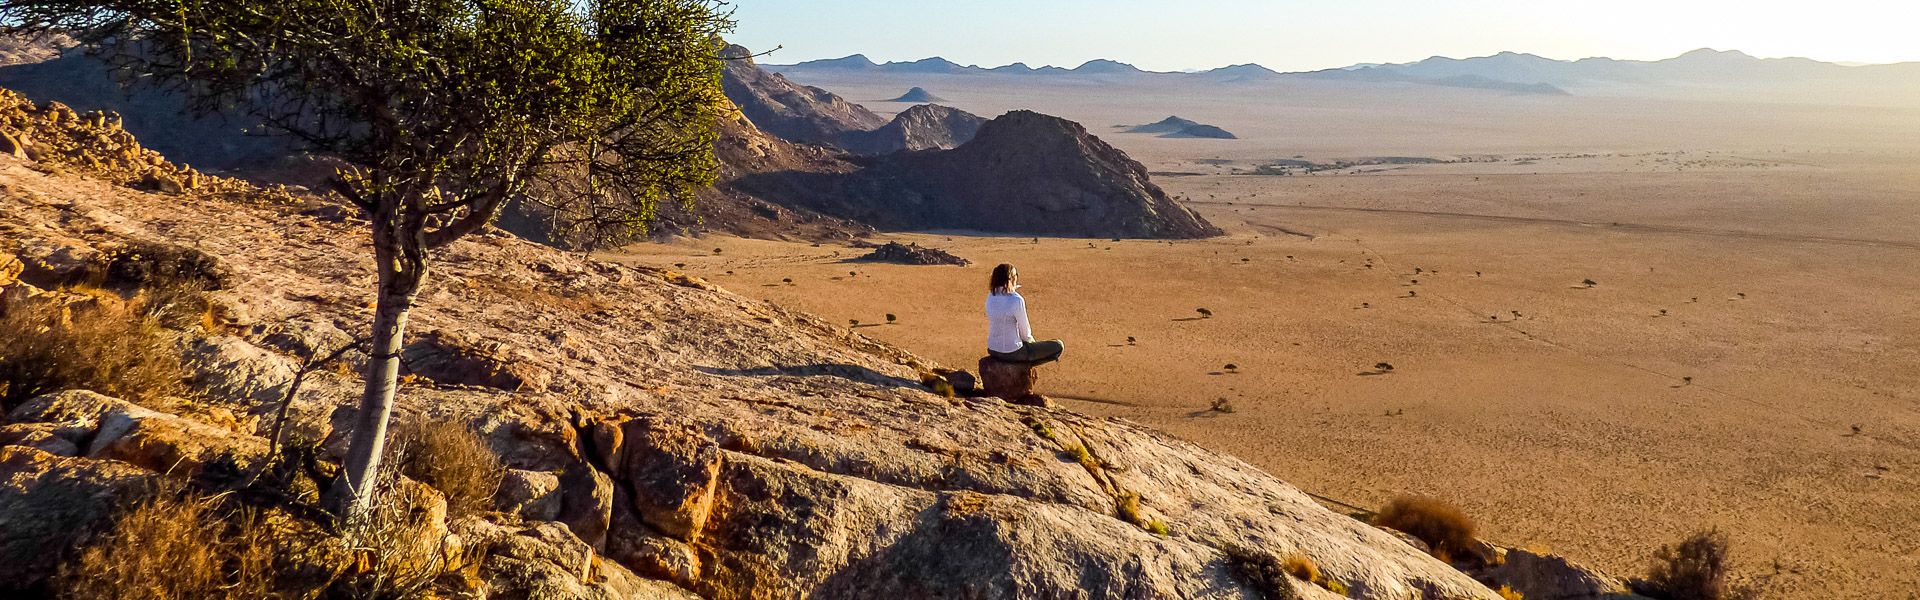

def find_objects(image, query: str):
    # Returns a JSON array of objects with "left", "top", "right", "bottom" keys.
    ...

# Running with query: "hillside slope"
[
  {"left": 719, "top": 44, "right": 888, "bottom": 145},
  {"left": 0, "top": 88, "right": 1498, "bottom": 599}
]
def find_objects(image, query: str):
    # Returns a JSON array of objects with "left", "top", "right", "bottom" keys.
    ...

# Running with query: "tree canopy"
[
  {"left": 1, "top": 0, "right": 735, "bottom": 518},
  {"left": 4, "top": 0, "right": 732, "bottom": 245}
]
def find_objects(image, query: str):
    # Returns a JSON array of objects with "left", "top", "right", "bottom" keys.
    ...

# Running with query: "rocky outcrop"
[
  {"left": 401, "top": 329, "right": 552, "bottom": 392},
  {"left": 0, "top": 43, "right": 297, "bottom": 174},
  {"left": 979, "top": 357, "right": 1048, "bottom": 405},
  {"left": 836, "top": 103, "right": 985, "bottom": 155},
  {"left": 855, "top": 241, "right": 970, "bottom": 266},
  {"left": 0, "top": 88, "right": 252, "bottom": 194},
  {"left": 1486, "top": 548, "right": 1643, "bottom": 600},
  {"left": 719, "top": 44, "right": 887, "bottom": 146},
  {"left": 0, "top": 445, "right": 159, "bottom": 590}
]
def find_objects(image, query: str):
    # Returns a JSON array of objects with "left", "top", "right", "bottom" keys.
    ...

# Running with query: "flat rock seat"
[{"left": 977, "top": 356, "right": 1050, "bottom": 407}]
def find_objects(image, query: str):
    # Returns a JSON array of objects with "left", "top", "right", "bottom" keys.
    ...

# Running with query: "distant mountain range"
[{"left": 772, "top": 49, "right": 1920, "bottom": 98}]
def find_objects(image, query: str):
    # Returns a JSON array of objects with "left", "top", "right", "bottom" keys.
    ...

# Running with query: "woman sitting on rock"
[{"left": 985, "top": 263, "right": 1064, "bottom": 365}]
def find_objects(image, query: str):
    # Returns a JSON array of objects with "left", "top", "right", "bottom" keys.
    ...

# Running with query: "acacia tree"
[{"left": 2, "top": 0, "right": 733, "bottom": 518}]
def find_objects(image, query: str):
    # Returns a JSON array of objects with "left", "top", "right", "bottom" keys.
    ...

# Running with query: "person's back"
[{"left": 983, "top": 263, "right": 1063, "bottom": 365}]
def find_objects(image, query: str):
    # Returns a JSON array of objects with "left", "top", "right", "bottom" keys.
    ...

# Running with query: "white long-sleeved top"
[{"left": 985, "top": 291, "right": 1035, "bottom": 353}]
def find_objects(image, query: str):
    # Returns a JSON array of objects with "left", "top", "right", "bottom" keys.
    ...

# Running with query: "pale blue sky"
[{"left": 726, "top": 0, "right": 1920, "bottom": 72}]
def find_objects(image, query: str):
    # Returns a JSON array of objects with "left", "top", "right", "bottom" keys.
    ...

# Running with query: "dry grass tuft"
[
  {"left": 1373, "top": 496, "right": 1480, "bottom": 564},
  {"left": 57, "top": 488, "right": 278, "bottom": 600},
  {"left": 0, "top": 297, "right": 186, "bottom": 409},
  {"left": 131, "top": 280, "right": 219, "bottom": 332},
  {"left": 395, "top": 420, "right": 505, "bottom": 518},
  {"left": 1280, "top": 553, "right": 1320, "bottom": 583}
]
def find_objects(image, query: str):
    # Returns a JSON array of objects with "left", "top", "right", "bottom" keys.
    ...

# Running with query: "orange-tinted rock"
[{"left": 613, "top": 418, "right": 722, "bottom": 542}]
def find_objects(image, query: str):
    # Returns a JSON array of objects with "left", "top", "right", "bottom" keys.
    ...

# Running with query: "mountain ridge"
[{"left": 771, "top": 48, "right": 1920, "bottom": 99}]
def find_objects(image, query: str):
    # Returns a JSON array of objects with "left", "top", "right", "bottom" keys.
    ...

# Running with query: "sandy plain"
[{"left": 616, "top": 74, "right": 1920, "bottom": 598}]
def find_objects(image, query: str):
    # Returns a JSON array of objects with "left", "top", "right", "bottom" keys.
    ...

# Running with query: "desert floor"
[{"left": 616, "top": 77, "right": 1920, "bottom": 597}]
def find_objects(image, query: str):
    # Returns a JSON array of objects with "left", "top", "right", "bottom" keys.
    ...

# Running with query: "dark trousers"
[{"left": 989, "top": 340, "right": 1065, "bottom": 365}]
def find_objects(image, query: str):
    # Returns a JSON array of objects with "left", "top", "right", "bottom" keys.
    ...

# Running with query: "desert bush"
[
  {"left": 0, "top": 297, "right": 186, "bottom": 409},
  {"left": 58, "top": 488, "right": 278, "bottom": 600},
  {"left": 1373, "top": 496, "right": 1480, "bottom": 564},
  {"left": 131, "top": 279, "right": 219, "bottom": 331},
  {"left": 333, "top": 461, "right": 452, "bottom": 599},
  {"left": 100, "top": 241, "right": 228, "bottom": 292},
  {"left": 1630, "top": 529, "right": 1753, "bottom": 600},
  {"left": 1222, "top": 546, "right": 1302, "bottom": 600},
  {"left": 394, "top": 420, "right": 505, "bottom": 517}
]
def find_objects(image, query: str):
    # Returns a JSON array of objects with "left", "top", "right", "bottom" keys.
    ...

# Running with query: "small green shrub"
[
  {"left": 1063, "top": 443, "right": 1097, "bottom": 470},
  {"left": 1022, "top": 416, "right": 1057, "bottom": 441},
  {"left": 1145, "top": 518, "right": 1169, "bottom": 536}
]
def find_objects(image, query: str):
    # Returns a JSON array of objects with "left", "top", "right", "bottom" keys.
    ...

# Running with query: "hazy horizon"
[{"left": 728, "top": 0, "right": 1920, "bottom": 72}]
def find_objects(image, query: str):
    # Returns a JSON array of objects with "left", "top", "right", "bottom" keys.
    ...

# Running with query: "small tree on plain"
[{"left": 3, "top": 0, "right": 733, "bottom": 519}]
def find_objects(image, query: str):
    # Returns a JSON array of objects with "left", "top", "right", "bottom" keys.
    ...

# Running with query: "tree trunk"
[{"left": 325, "top": 215, "right": 428, "bottom": 520}]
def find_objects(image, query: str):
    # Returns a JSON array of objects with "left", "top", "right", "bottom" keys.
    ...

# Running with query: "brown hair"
[{"left": 989, "top": 263, "right": 1016, "bottom": 294}]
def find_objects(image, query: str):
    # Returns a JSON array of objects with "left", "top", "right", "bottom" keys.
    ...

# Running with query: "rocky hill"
[
  {"left": 835, "top": 103, "right": 985, "bottom": 155},
  {"left": 718, "top": 45, "right": 889, "bottom": 146},
  {"left": 1124, "top": 115, "right": 1238, "bottom": 138},
  {"left": 503, "top": 106, "right": 878, "bottom": 245},
  {"left": 1125, "top": 115, "right": 1203, "bottom": 134},
  {"left": 1163, "top": 124, "right": 1238, "bottom": 139},
  {"left": 837, "top": 110, "right": 1224, "bottom": 238},
  {"left": 884, "top": 86, "right": 946, "bottom": 102},
  {"left": 0, "top": 86, "right": 1520, "bottom": 599}
]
